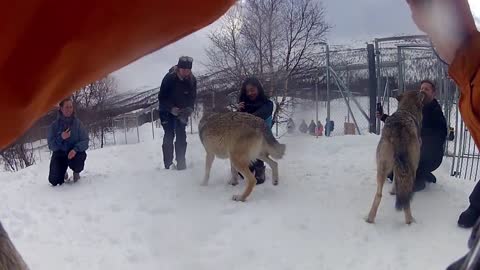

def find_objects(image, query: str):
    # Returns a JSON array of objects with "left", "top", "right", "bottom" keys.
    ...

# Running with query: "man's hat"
[{"left": 178, "top": 56, "right": 193, "bottom": 69}]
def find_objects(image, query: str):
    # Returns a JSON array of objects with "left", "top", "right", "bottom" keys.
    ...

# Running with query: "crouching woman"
[{"left": 47, "top": 98, "right": 89, "bottom": 186}]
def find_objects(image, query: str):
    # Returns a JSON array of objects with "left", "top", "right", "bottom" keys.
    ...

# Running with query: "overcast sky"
[{"left": 112, "top": 0, "right": 480, "bottom": 93}]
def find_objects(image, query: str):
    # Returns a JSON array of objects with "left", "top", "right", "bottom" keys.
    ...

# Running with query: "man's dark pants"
[{"left": 160, "top": 112, "right": 187, "bottom": 168}]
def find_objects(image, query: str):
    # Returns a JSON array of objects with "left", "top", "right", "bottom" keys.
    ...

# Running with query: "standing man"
[
  {"left": 158, "top": 56, "right": 197, "bottom": 170},
  {"left": 377, "top": 80, "right": 447, "bottom": 191},
  {"left": 47, "top": 98, "right": 89, "bottom": 186}
]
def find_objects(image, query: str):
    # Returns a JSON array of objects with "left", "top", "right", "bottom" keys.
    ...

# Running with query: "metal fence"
[{"left": 4, "top": 35, "right": 480, "bottom": 179}]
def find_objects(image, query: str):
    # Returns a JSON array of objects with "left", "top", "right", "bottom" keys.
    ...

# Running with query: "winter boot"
[
  {"left": 458, "top": 205, "right": 480, "bottom": 228},
  {"left": 413, "top": 179, "right": 426, "bottom": 192},
  {"left": 176, "top": 160, "right": 187, "bottom": 171},
  {"left": 424, "top": 172, "right": 437, "bottom": 183},
  {"left": 254, "top": 165, "right": 266, "bottom": 185},
  {"left": 73, "top": 172, "right": 81, "bottom": 183},
  {"left": 162, "top": 143, "right": 174, "bottom": 170}
]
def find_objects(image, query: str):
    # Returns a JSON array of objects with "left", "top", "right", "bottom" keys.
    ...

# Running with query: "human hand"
[
  {"left": 171, "top": 107, "right": 180, "bottom": 116},
  {"left": 61, "top": 128, "right": 71, "bottom": 140},
  {"left": 405, "top": 0, "right": 477, "bottom": 64},
  {"left": 68, "top": 149, "right": 76, "bottom": 160}
]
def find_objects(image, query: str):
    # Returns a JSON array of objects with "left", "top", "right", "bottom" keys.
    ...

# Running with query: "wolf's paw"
[
  {"left": 228, "top": 179, "right": 239, "bottom": 186},
  {"left": 365, "top": 216, "right": 375, "bottom": 224},
  {"left": 272, "top": 179, "right": 279, "bottom": 186},
  {"left": 232, "top": 195, "right": 246, "bottom": 202},
  {"left": 406, "top": 217, "right": 416, "bottom": 225}
]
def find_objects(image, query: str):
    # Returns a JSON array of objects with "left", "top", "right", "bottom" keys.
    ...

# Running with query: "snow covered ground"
[{"left": 0, "top": 128, "right": 476, "bottom": 270}]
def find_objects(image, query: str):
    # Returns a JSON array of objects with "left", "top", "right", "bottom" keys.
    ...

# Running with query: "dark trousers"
[
  {"left": 469, "top": 182, "right": 480, "bottom": 210},
  {"left": 160, "top": 112, "right": 187, "bottom": 167},
  {"left": 48, "top": 151, "right": 87, "bottom": 186},
  {"left": 416, "top": 149, "right": 443, "bottom": 182},
  {"left": 388, "top": 150, "right": 443, "bottom": 183},
  {"left": 250, "top": 160, "right": 264, "bottom": 170}
]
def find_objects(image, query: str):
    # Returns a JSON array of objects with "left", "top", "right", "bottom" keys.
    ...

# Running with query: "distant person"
[
  {"left": 325, "top": 118, "right": 334, "bottom": 136},
  {"left": 316, "top": 121, "right": 324, "bottom": 136},
  {"left": 287, "top": 118, "right": 295, "bottom": 134},
  {"left": 47, "top": 98, "right": 89, "bottom": 186},
  {"left": 377, "top": 80, "right": 447, "bottom": 192},
  {"left": 308, "top": 120, "right": 316, "bottom": 135},
  {"left": 237, "top": 77, "right": 274, "bottom": 184},
  {"left": 299, "top": 120, "right": 308, "bottom": 133},
  {"left": 158, "top": 56, "right": 197, "bottom": 170}
]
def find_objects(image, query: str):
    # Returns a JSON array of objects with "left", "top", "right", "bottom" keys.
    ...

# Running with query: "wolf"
[
  {"left": 199, "top": 111, "right": 286, "bottom": 202},
  {"left": 0, "top": 221, "right": 29, "bottom": 270},
  {"left": 366, "top": 90, "right": 425, "bottom": 224}
]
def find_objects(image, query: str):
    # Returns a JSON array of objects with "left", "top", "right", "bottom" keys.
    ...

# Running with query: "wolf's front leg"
[{"left": 228, "top": 162, "right": 239, "bottom": 186}]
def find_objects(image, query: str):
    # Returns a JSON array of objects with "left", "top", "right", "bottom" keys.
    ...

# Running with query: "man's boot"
[
  {"left": 175, "top": 141, "right": 187, "bottom": 170},
  {"left": 176, "top": 160, "right": 187, "bottom": 170},
  {"left": 163, "top": 143, "right": 174, "bottom": 169},
  {"left": 458, "top": 205, "right": 480, "bottom": 228},
  {"left": 254, "top": 163, "right": 266, "bottom": 185},
  {"left": 73, "top": 172, "right": 81, "bottom": 183}
]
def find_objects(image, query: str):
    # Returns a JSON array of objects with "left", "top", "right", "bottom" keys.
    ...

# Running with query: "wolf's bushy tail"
[
  {"left": 393, "top": 151, "right": 414, "bottom": 211},
  {"left": 0, "top": 221, "right": 29, "bottom": 270},
  {"left": 263, "top": 126, "right": 286, "bottom": 159}
]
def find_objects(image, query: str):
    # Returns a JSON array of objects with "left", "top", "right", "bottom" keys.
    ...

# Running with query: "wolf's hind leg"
[
  {"left": 366, "top": 157, "right": 392, "bottom": 223},
  {"left": 228, "top": 161, "right": 239, "bottom": 186},
  {"left": 201, "top": 152, "right": 215, "bottom": 186},
  {"left": 231, "top": 157, "right": 256, "bottom": 202}
]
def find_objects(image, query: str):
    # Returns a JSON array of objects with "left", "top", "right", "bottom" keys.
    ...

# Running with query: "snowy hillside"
[{"left": 0, "top": 127, "right": 475, "bottom": 270}]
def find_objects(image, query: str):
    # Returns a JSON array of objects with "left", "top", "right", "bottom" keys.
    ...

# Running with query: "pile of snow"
[{"left": 0, "top": 127, "right": 475, "bottom": 270}]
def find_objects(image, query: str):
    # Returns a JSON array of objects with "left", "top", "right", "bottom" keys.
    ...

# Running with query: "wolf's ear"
[
  {"left": 418, "top": 91, "right": 426, "bottom": 103},
  {"left": 395, "top": 93, "right": 404, "bottom": 102}
]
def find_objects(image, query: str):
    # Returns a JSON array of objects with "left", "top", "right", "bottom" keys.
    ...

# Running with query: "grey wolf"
[
  {"left": 367, "top": 90, "right": 425, "bottom": 224},
  {"left": 199, "top": 112, "right": 285, "bottom": 201},
  {"left": 377, "top": 80, "right": 447, "bottom": 191}
]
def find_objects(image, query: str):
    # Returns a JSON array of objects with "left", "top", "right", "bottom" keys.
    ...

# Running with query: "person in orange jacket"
[
  {"left": 406, "top": 0, "right": 480, "bottom": 268},
  {"left": 0, "top": 0, "right": 236, "bottom": 150},
  {"left": 406, "top": 0, "right": 480, "bottom": 228}
]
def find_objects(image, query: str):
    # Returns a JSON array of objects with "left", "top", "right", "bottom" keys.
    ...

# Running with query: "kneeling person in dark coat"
[
  {"left": 47, "top": 98, "right": 89, "bottom": 186},
  {"left": 377, "top": 80, "right": 447, "bottom": 192},
  {"left": 237, "top": 77, "right": 274, "bottom": 185}
]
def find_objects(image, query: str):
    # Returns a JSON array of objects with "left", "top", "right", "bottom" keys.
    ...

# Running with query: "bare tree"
[
  {"left": 72, "top": 76, "right": 118, "bottom": 148},
  {"left": 0, "top": 136, "right": 35, "bottom": 172},
  {"left": 206, "top": 0, "right": 331, "bottom": 125}
]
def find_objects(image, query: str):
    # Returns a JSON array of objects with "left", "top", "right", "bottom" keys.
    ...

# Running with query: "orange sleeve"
[
  {"left": 449, "top": 31, "right": 480, "bottom": 148},
  {"left": 0, "top": 0, "right": 235, "bottom": 148}
]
